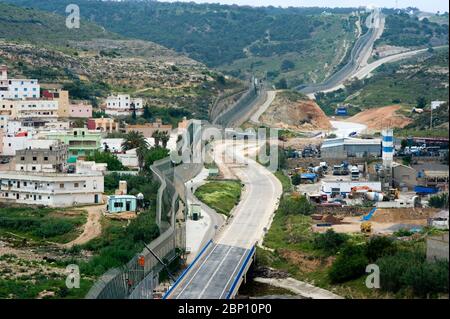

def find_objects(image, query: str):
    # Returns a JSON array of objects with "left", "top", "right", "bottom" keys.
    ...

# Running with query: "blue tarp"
[
  {"left": 414, "top": 185, "right": 439, "bottom": 194},
  {"left": 301, "top": 173, "right": 317, "bottom": 180}
]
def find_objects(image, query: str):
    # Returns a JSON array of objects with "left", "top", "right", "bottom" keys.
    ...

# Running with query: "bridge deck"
[{"left": 167, "top": 244, "right": 249, "bottom": 299}]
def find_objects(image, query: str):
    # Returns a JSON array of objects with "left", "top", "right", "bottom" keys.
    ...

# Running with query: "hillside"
[
  {"left": 316, "top": 47, "right": 449, "bottom": 116},
  {"left": 375, "top": 11, "right": 448, "bottom": 49},
  {"left": 259, "top": 90, "right": 332, "bottom": 131},
  {"left": 4, "top": 0, "right": 361, "bottom": 87},
  {"left": 0, "top": 2, "right": 119, "bottom": 44},
  {"left": 0, "top": 3, "right": 246, "bottom": 119}
]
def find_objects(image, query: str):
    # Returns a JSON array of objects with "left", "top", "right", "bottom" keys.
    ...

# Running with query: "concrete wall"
[{"left": 427, "top": 234, "right": 449, "bottom": 262}]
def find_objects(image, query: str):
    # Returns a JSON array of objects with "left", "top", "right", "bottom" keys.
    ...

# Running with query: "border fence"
[{"left": 85, "top": 121, "right": 203, "bottom": 299}]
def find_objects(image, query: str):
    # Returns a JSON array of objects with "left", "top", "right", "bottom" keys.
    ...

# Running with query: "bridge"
[{"left": 164, "top": 140, "right": 282, "bottom": 299}]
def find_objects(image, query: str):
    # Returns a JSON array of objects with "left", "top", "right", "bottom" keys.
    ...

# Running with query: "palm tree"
[
  {"left": 121, "top": 131, "right": 148, "bottom": 152},
  {"left": 136, "top": 146, "right": 148, "bottom": 172},
  {"left": 152, "top": 130, "right": 161, "bottom": 147},
  {"left": 160, "top": 131, "right": 170, "bottom": 149}
]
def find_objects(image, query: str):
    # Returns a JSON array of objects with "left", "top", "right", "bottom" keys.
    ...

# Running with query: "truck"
[
  {"left": 350, "top": 166, "right": 360, "bottom": 181},
  {"left": 333, "top": 161, "right": 349, "bottom": 175}
]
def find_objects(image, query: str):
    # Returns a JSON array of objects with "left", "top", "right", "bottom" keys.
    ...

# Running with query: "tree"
[
  {"left": 121, "top": 131, "right": 148, "bottom": 152},
  {"left": 416, "top": 96, "right": 427, "bottom": 109},
  {"left": 275, "top": 78, "right": 288, "bottom": 89},
  {"left": 136, "top": 146, "right": 148, "bottom": 172},
  {"left": 144, "top": 147, "right": 170, "bottom": 173},
  {"left": 429, "top": 193, "right": 449, "bottom": 209},
  {"left": 86, "top": 151, "right": 125, "bottom": 171},
  {"left": 366, "top": 236, "right": 396, "bottom": 262},
  {"left": 329, "top": 244, "right": 368, "bottom": 284},
  {"left": 72, "top": 118, "right": 86, "bottom": 128},
  {"left": 291, "top": 174, "right": 302, "bottom": 186},
  {"left": 152, "top": 130, "right": 161, "bottom": 147},
  {"left": 160, "top": 131, "right": 170, "bottom": 149},
  {"left": 280, "top": 59, "right": 295, "bottom": 72},
  {"left": 401, "top": 139, "right": 408, "bottom": 150},
  {"left": 279, "top": 194, "right": 314, "bottom": 216},
  {"left": 313, "top": 229, "right": 348, "bottom": 255}
]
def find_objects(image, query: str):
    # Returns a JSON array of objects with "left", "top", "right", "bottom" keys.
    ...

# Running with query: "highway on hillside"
[
  {"left": 297, "top": 8, "right": 384, "bottom": 95},
  {"left": 165, "top": 140, "right": 282, "bottom": 299}
]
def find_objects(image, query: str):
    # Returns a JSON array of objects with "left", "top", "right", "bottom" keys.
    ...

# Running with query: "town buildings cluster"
[{"left": 0, "top": 66, "right": 184, "bottom": 207}]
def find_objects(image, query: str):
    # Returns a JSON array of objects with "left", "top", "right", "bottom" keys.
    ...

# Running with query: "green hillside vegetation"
[
  {"left": 376, "top": 12, "right": 448, "bottom": 48},
  {"left": 316, "top": 47, "right": 449, "bottom": 115},
  {"left": 0, "top": 2, "right": 119, "bottom": 45},
  {"left": 5, "top": 0, "right": 360, "bottom": 87}
]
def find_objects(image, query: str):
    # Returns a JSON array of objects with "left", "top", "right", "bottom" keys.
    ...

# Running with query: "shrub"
[
  {"left": 329, "top": 244, "right": 368, "bottom": 283},
  {"left": 377, "top": 250, "right": 448, "bottom": 296},
  {"left": 279, "top": 195, "right": 314, "bottom": 216},
  {"left": 313, "top": 229, "right": 348, "bottom": 255},
  {"left": 429, "top": 193, "right": 449, "bottom": 209},
  {"left": 291, "top": 174, "right": 302, "bottom": 186},
  {"left": 365, "top": 236, "right": 397, "bottom": 262}
]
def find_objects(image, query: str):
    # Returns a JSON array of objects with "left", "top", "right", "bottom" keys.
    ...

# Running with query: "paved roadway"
[
  {"left": 297, "top": 8, "right": 384, "bottom": 95},
  {"left": 167, "top": 140, "right": 283, "bottom": 299},
  {"left": 249, "top": 90, "right": 277, "bottom": 124}
]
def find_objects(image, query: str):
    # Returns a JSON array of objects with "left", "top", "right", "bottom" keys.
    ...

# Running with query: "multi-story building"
[
  {"left": 0, "top": 65, "right": 40, "bottom": 100},
  {"left": 43, "top": 128, "right": 102, "bottom": 158},
  {"left": 15, "top": 140, "right": 68, "bottom": 173},
  {"left": 13, "top": 99, "right": 59, "bottom": 120},
  {"left": 42, "top": 89, "right": 70, "bottom": 118},
  {"left": 69, "top": 103, "right": 93, "bottom": 118},
  {"left": 87, "top": 117, "right": 120, "bottom": 133},
  {"left": 105, "top": 94, "right": 143, "bottom": 117},
  {"left": 125, "top": 118, "right": 172, "bottom": 138},
  {"left": 1, "top": 132, "right": 33, "bottom": 156},
  {"left": 0, "top": 170, "right": 104, "bottom": 207}
]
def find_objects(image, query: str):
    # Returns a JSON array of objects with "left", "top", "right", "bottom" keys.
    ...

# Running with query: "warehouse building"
[{"left": 321, "top": 137, "right": 381, "bottom": 159}]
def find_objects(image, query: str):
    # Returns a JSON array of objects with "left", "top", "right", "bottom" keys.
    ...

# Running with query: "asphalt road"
[
  {"left": 167, "top": 140, "right": 283, "bottom": 299},
  {"left": 297, "top": 8, "right": 384, "bottom": 95}
]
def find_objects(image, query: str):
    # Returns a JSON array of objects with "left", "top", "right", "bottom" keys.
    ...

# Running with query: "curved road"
[
  {"left": 166, "top": 140, "right": 282, "bottom": 299},
  {"left": 297, "top": 8, "right": 384, "bottom": 95}
]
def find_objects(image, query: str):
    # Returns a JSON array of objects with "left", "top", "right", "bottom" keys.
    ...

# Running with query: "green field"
[
  {"left": 195, "top": 180, "right": 243, "bottom": 216},
  {"left": 0, "top": 206, "right": 87, "bottom": 244}
]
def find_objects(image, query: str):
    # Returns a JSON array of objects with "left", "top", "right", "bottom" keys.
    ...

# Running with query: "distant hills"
[
  {"left": 0, "top": 2, "right": 119, "bottom": 45},
  {"left": 2, "top": 0, "right": 363, "bottom": 87}
]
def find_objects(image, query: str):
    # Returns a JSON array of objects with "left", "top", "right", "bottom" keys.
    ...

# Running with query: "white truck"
[{"left": 350, "top": 166, "right": 360, "bottom": 181}]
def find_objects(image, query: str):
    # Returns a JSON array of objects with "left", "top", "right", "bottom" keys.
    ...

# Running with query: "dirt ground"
[
  {"left": 345, "top": 105, "right": 412, "bottom": 131},
  {"left": 278, "top": 249, "right": 334, "bottom": 273},
  {"left": 61, "top": 204, "right": 105, "bottom": 248},
  {"left": 259, "top": 93, "right": 332, "bottom": 131},
  {"left": 313, "top": 207, "right": 438, "bottom": 234}
]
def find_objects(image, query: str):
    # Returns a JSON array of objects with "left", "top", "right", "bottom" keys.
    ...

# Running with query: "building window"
[
  {"left": 44, "top": 157, "right": 48, "bottom": 161},
  {"left": 32, "top": 166, "right": 36, "bottom": 171},
  {"left": 74, "top": 183, "right": 79, "bottom": 188},
  {"left": 32, "top": 157, "right": 37, "bottom": 161},
  {"left": 60, "top": 183, "right": 64, "bottom": 189},
  {"left": 20, "top": 157, "right": 25, "bottom": 161}
]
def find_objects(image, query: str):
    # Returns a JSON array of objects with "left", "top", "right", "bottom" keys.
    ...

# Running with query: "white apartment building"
[
  {"left": 1, "top": 133, "right": 33, "bottom": 156},
  {"left": 0, "top": 171, "right": 104, "bottom": 207},
  {"left": 0, "top": 66, "right": 40, "bottom": 100},
  {"left": 105, "top": 94, "right": 143, "bottom": 117},
  {"left": 14, "top": 99, "right": 59, "bottom": 120}
]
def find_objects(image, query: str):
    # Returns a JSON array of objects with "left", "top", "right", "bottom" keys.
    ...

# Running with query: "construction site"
[{"left": 287, "top": 128, "right": 449, "bottom": 236}]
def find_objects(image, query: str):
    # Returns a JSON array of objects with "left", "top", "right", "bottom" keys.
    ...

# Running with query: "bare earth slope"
[
  {"left": 259, "top": 90, "right": 332, "bottom": 131},
  {"left": 345, "top": 105, "right": 412, "bottom": 131}
]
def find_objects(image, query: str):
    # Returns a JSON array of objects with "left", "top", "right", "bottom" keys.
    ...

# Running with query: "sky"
[{"left": 162, "top": 0, "right": 449, "bottom": 13}]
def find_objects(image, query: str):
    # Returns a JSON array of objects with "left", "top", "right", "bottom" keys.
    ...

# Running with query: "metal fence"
[{"left": 85, "top": 122, "right": 203, "bottom": 299}]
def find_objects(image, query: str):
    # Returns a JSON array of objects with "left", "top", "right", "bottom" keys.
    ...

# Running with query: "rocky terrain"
[{"left": 259, "top": 90, "right": 332, "bottom": 131}]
